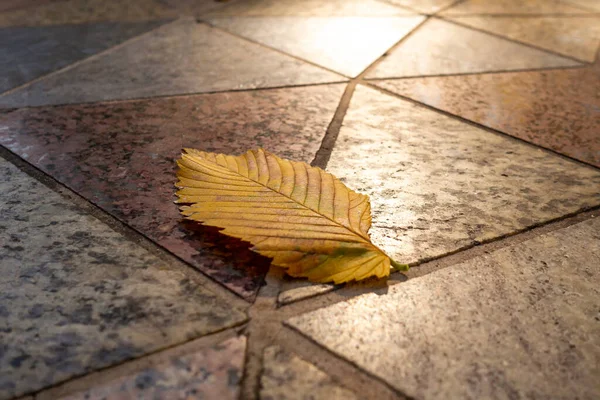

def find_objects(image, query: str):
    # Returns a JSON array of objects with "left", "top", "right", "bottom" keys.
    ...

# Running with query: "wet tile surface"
[
  {"left": 206, "top": 0, "right": 414, "bottom": 16},
  {"left": 0, "top": 20, "right": 165, "bottom": 94},
  {"left": 288, "top": 217, "right": 600, "bottom": 399},
  {"left": 0, "top": 158, "right": 247, "bottom": 400},
  {"left": 386, "top": 0, "right": 456, "bottom": 13},
  {"left": 0, "top": 0, "right": 179, "bottom": 27},
  {"left": 366, "top": 18, "right": 580, "bottom": 78},
  {"left": 0, "top": 19, "right": 343, "bottom": 108},
  {"left": 448, "top": 15, "right": 600, "bottom": 62},
  {"left": 260, "top": 346, "right": 358, "bottom": 400},
  {"left": 0, "top": 84, "right": 345, "bottom": 300},
  {"left": 376, "top": 68, "right": 600, "bottom": 167},
  {"left": 325, "top": 85, "right": 600, "bottom": 264},
  {"left": 63, "top": 336, "right": 246, "bottom": 400},
  {"left": 441, "top": 0, "right": 591, "bottom": 15},
  {"left": 208, "top": 16, "right": 425, "bottom": 77},
  {"left": 278, "top": 281, "right": 336, "bottom": 306}
]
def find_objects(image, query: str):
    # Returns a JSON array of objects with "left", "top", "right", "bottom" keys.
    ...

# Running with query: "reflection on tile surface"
[
  {"left": 63, "top": 337, "right": 246, "bottom": 400},
  {"left": 0, "top": 20, "right": 165, "bottom": 94},
  {"left": 326, "top": 85, "right": 600, "bottom": 264},
  {"left": 441, "top": 0, "right": 591, "bottom": 15},
  {"left": 385, "top": 0, "right": 456, "bottom": 13},
  {"left": 366, "top": 18, "right": 580, "bottom": 78},
  {"left": 261, "top": 346, "right": 358, "bottom": 400},
  {"left": 289, "top": 217, "right": 600, "bottom": 399},
  {"left": 0, "top": 158, "right": 247, "bottom": 400},
  {"left": 206, "top": 0, "right": 414, "bottom": 16},
  {"left": 208, "top": 16, "right": 425, "bottom": 77},
  {"left": 448, "top": 16, "right": 600, "bottom": 62},
  {"left": 0, "top": 19, "right": 343, "bottom": 108},
  {"left": 0, "top": 84, "right": 345, "bottom": 299},
  {"left": 376, "top": 68, "right": 600, "bottom": 167}
]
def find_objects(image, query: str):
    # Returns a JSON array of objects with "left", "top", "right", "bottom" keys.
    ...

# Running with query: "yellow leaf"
[{"left": 175, "top": 148, "right": 407, "bottom": 284}]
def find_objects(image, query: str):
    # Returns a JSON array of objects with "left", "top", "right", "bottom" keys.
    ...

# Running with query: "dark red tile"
[
  {"left": 0, "top": 84, "right": 345, "bottom": 300},
  {"left": 375, "top": 67, "right": 600, "bottom": 167}
]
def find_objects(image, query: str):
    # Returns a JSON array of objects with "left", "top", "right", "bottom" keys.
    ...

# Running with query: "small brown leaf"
[{"left": 175, "top": 148, "right": 407, "bottom": 284}]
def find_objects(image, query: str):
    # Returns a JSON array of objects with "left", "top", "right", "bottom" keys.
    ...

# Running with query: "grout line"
[
  {"left": 364, "top": 63, "right": 587, "bottom": 80},
  {"left": 197, "top": 19, "right": 350, "bottom": 78},
  {"left": 0, "top": 145, "right": 253, "bottom": 308},
  {"left": 434, "top": 0, "right": 467, "bottom": 15},
  {"left": 0, "top": 18, "right": 181, "bottom": 97},
  {"left": 365, "top": 81, "right": 600, "bottom": 171},
  {"left": 559, "top": 0, "right": 600, "bottom": 13},
  {"left": 438, "top": 16, "right": 595, "bottom": 64}
]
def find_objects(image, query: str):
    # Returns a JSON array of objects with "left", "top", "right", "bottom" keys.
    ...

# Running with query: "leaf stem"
[{"left": 390, "top": 259, "right": 409, "bottom": 272}]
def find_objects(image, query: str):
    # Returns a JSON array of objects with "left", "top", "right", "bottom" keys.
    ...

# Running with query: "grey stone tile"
[
  {"left": 278, "top": 281, "right": 336, "bottom": 306},
  {"left": 366, "top": 18, "right": 580, "bottom": 79},
  {"left": 0, "top": 18, "right": 343, "bottom": 108},
  {"left": 62, "top": 336, "right": 246, "bottom": 400},
  {"left": 326, "top": 85, "right": 600, "bottom": 264},
  {"left": 208, "top": 16, "right": 425, "bottom": 77},
  {"left": 447, "top": 16, "right": 600, "bottom": 62},
  {"left": 0, "top": 157, "right": 247, "bottom": 400},
  {"left": 260, "top": 346, "right": 358, "bottom": 400},
  {"left": 288, "top": 217, "right": 600, "bottom": 400},
  {"left": 206, "top": 0, "right": 414, "bottom": 16},
  {"left": 0, "top": 20, "right": 166, "bottom": 94}
]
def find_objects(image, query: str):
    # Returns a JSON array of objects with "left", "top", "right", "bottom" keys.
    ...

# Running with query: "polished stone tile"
[
  {"left": 0, "top": 158, "right": 247, "bottom": 400},
  {"left": 288, "top": 217, "right": 600, "bottom": 399},
  {"left": 386, "top": 0, "right": 456, "bottom": 13},
  {"left": 324, "top": 85, "right": 600, "bottom": 264},
  {"left": 366, "top": 18, "right": 580, "bottom": 78},
  {"left": 0, "top": 19, "right": 343, "bottom": 108},
  {"left": 208, "top": 16, "right": 425, "bottom": 77},
  {"left": 0, "top": 20, "right": 165, "bottom": 94},
  {"left": 441, "top": 0, "right": 592, "bottom": 15},
  {"left": 376, "top": 68, "right": 600, "bottom": 167},
  {"left": 448, "top": 15, "right": 600, "bottom": 62},
  {"left": 62, "top": 336, "right": 246, "bottom": 400},
  {"left": 261, "top": 346, "right": 358, "bottom": 400},
  {"left": 0, "top": 84, "right": 345, "bottom": 300},
  {"left": 0, "top": 0, "right": 177, "bottom": 27},
  {"left": 206, "top": 0, "right": 414, "bottom": 16},
  {"left": 278, "top": 281, "right": 336, "bottom": 306}
]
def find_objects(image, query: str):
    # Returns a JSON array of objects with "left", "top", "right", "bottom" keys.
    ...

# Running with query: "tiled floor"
[{"left": 1, "top": 0, "right": 599, "bottom": 399}]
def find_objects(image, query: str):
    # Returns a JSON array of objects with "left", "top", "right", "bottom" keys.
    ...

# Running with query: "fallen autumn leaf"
[{"left": 175, "top": 148, "right": 407, "bottom": 284}]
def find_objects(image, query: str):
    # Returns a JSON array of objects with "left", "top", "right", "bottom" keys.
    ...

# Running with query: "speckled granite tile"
[
  {"left": 260, "top": 346, "right": 358, "bottom": 400},
  {"left": 324, "top": 85, "right": 600, "bottom": 264},
  {"left": 441, "top": 0, "right": 591, "bottom": 15},
  {"left": 0, "top": 20, "right": 165, "bottom": 94},
  {"left": 0, "top": 158, "right": 247, "bottom": 400},
  {"left": 0, "top": 0, "right": 177, "bottom": 27},
  {"left": 0, "top": 84, "right": 345, "bottom": 300},
  {"left": 376, "top": 68, "right": 600, "bottom": 167},
  {"left": 366, "top": 18, "right": 580, "bottom": 79},
  {"left": 288, "top": 217, "right": 600, "bottom": 399},
  {"left": 448, "top": 16, "right": 600, "bottom": 62},
  {"left": 62, "top": 336, "right": 246, "bottom": 400},
  {"left": 0, "top": 19, "right": 343, "bottom": 108},
  {"left": 278, "top": 281, "right": 336, "bottom": 306},
  {"left": 205, "top": 0, "right": 414, "bottom": 16},
  {"left": 208, "top": 16, "right": 425, "bottom": 77},
  {"left": 385, "top": 0, "right": 455, "bottom": 13}
]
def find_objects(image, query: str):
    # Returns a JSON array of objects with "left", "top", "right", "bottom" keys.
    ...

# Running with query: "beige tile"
[
  {"left": 448, "top": 15, "right": 600, "bottom": 62},
  {"left": 386, "top": 0, "right": 456, "bottom": 13},
  {"left": 367, "top": 18, "right": 580, "bottom": 78},
  {"left": 288, "top": 217, "right": 600, "bottom": 399},
  {"left": 563, "top": 0, "right": 600, "bottom": 11},
  {"left": 207, "top": 16, "right": 425, "bottom": 77},
  {"left": 441, "top": 0, "right": 592, "bottom": 15},
  {"left": 62, "top": 337, "right": 246, "bottom": 400},
  {"left": 261, "top": 346, "right": 358, "bottom": 400},
  {"left": 206, "top": 0, "right": 414, "bottom": 16},
  {"left": 0, "top": 157, "right": 247, "bottom": 400},
  {"left": 278, "top": 281, "right": 336, "bottom": 306},
  {"left": 325, "top": 85, "right": 600, "bottom": 264}
]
